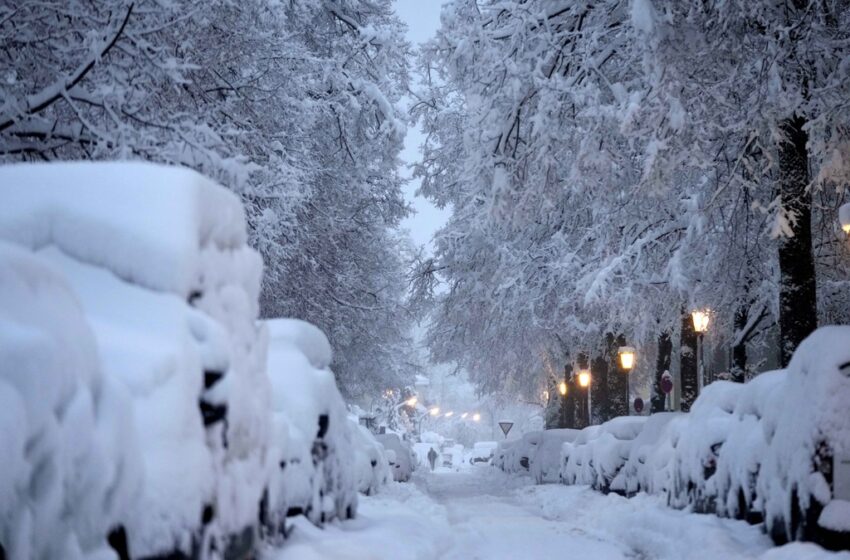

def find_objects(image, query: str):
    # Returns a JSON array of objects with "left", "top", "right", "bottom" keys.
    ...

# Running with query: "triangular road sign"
[{"left": 498, "top": 421, "right": 514, "bottom": 437}]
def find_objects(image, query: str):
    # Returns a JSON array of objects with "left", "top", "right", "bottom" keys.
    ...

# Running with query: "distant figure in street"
[{"left": 427, "top": 447, "right": 438, "bottom": 471}]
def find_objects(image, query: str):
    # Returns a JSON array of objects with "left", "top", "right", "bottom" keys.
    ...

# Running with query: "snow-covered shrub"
[
  {"left": 756, "top": 327, "right": 850, "bottom": 546},
  {"left": 375, "top": 433, "right": 416, "bottom": 482},
  {"left": 0, "top": 162, "right": 270, "bottom": 557},
  {"left": 530, "top": 430, "right": 580, "bottom": 484},
  {"left": 0, "top": 242, "right": 141, "bottom": 560},
  {"left": 264, "top": 318, "right": 358, "bottom": 529}
]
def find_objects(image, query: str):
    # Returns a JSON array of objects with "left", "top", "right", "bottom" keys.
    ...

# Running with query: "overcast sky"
[{"left": 393, "top": 1, "right": 450, "bottom": 251}]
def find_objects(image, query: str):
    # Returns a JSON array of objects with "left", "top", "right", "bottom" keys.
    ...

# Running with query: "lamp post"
[
  {"left": 618, "top": 347, "right": 636, "bottom": 372},
  {"left": 691, "top": 309, "right": 710, "bottom": 392},
  {"left": 577, "top": 369, "right": 591, "bottom": 426},
  {"left": 558, "top": 376, "right": 568, "bottom": 429}
]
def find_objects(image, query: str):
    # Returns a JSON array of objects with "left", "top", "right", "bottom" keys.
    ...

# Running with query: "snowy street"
[{"left": 268, "top": 466, "right": 844, "bottom": 560}]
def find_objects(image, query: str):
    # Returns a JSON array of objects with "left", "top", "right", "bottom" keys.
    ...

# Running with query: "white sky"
[{"left": 393, "top": 0, "right": 450, "bottom": 251}]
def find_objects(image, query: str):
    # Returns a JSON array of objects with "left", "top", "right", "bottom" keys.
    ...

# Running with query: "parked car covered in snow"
[
  {"left": 530, "top": 430, "right": 580, "bottom": 484},
  {"left": 611, "top": 412, "right": 682, "bottom": 497},
  {"left": 351, "top": 420, "right": 392, "bottom": 496},
  {"left": 264, "top": 318, "right": 358, "bottom": 530},
  {"left": 0, "top": 162, "right": 270, "bottom": 559},
  {"left": 756, "top": 327, "right": 850, "bottom": 548},
  {"left": 376, "top": 433, "right": 416, "bottom": 482},
  {"left": 561, "top": 418, "right": 647, "bottom": 493},
  {"left": 0, "top": 242, "right": 142, "bottom": 560},
  {"left": 469, "top": 441, "right": 499, "bottom": 465}
]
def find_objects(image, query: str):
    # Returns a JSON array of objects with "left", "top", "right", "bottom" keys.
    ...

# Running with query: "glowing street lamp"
[
  {"left": 461, "top": 412, "right": 468, "bottom": 419},
  {"left": 840, "top": 202, "right": 850, "bottom": 234},
  {"left": 444, "top": 411, "right": 454, "bottom": 418},
  {"left": 405, "top": 396, "right": 418, "bottom": 407},
  {"left": 429, "top": 407, "right": 440, "bottom": 416},
  {"left": 577, "top": 369, "right": 592, "bottom": 426},
  {"left": 472, "top": 413, "right": 481, "bottom": 422},
  {"left": 691, "top": 309, "right": 710, "bottom": 333},
  {"left": 558, "top": 381, "right": 568, "bottom": 396},
  {"left": 618, "top": 347, "right": 636, "bottom": 372},
  {"left": 691, "top": 308, "right": 711, "bottom": 392}
]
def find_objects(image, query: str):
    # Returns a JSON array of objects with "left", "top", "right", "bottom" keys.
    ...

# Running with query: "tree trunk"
[
  {"left": 606, "top": 333, "right": 629, "bottom": 418},
  {"left": 590, "top": 353, "right": 609, "bottom": 423},
  {"left": 680, "top": 312, "right": 698, "bottom": 411},
  {"left": 651, "top": 332, "right": 672, "bottom": 413},
  {"left": 731, "top": 304, "right": 748, "bottom": 382},
  {"left": 777, "top": 115, "right": 817, "bottom": 367}
]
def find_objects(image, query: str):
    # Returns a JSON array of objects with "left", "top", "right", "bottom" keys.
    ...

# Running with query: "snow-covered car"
[
  {"left": 665, "top": 381, "right": 742, "bottom": 512},
  {"left": 756, "top": 327, "right": 850, "bottom": 548},
  {"left": 611, "top": 412, "right": 682, "bottom": 497},
  {"left": 351, "top": 420, "right": 391, "bottom": 496},
  {"left": 499, "top": 431, "right": 544, "bottom": 473},
  {"left": 469, "top": 441, "right": 499, "bottom": 465},
  {"left": 376, "top": 433, "right": 416, "bottom": 482},
  {"left": 530, "top": 430, "right": 580, "bottom": 484},
  {"left": 264, "top": 318, "right": 358, "bottom": 530},
  {"left": 0, "top": 242, "right": 141, "bottom": 560},
  {"left": 560, "top": 418, "right": 647, "bottom": 493},
  {"left": 441, "top": 443, "right": 465, "bottom": 468},
  {"left": 0, "top": 162, "right": 270, "bottom": 559},
  {"left": 493, "top": 440, "right": 516, "bottom": 471}
]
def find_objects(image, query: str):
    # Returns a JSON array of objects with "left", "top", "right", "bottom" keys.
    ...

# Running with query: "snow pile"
[
  {"left": 265, "top": 318, "right": 358, "bottom": 527},
  {"left": 0, "top": 242, "right": 141, "bottom": 560},
  {"left": 530, "top": 429, "right": 580, "bottom": 484}
]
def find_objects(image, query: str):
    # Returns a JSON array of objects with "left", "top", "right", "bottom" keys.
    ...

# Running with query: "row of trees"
[
  {"left": 412, "top": 0, "right": 850, "bottom": 406},
  {"left": 0, "top": 0, "right": 418, "bottom": 396}
]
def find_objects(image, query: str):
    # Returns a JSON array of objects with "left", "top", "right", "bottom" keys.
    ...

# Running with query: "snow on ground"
[{"left": 265, "top": 465, "right": 850, "bottom": 560}]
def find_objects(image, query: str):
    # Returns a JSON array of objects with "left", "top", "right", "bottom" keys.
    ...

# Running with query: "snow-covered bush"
[
  {"left": 264, "top": 318, "right": 358, "bottom": 529},
  {"left": 530, "top": 430, "right": 580, "bottom": 484},
  {"left": 0, "top": 162, "right": 270, "bottom": 558},
  {"left": 0, "top": 241, "right": 141, "bottom": 560}
]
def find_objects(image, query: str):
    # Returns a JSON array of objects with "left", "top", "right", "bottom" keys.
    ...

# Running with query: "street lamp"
[
  {"left": 472, "top": 413, "right": 481, "bottom": 422},
  {"left": 691, "top": 309, "right": 710, "bottom": 391},
  {"left": 577, "top": 369, "right": 592, "bottom": 426},
  {"left": 461, "top": 412, "right": 468, "bottom": 419},
  {"left": 429, "top": 407, "right": 440, "bottom": 416},
  {"left": 405, "top": 396, "right": 418, "bottom": 407},
  {"left": 444, "top": 411, "right": 454, "bottom": 418},
  {"left": 618, "top": 347, "right": 636, "bottom": 372},
  {"left": 558, "top": 381, "right": 568, "bottom": 396},
  {"left": 840, "top": 202, "right": 850, "bottom": 234}
]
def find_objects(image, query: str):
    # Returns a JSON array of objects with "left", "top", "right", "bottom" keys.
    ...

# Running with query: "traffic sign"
[
  {"left": 498, "top": 421, "right": 514, "bottom": 438},
  {"left": 634, "top": 398, "right": 644, "bottom": 414}
]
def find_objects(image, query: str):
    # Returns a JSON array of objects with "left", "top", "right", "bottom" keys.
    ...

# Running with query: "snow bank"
[{"left": 0, "top": 242, "right": 141, "bottom": 560}]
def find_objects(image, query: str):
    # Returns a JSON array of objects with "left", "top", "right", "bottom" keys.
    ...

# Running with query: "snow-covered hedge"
[{"left": 495, "top": 327, "right": 850, "bottom": 549}]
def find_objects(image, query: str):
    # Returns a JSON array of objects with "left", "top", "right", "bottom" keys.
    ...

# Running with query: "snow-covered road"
[{"left": 267, "top": 466, "right": 848, "bottom": 560}]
